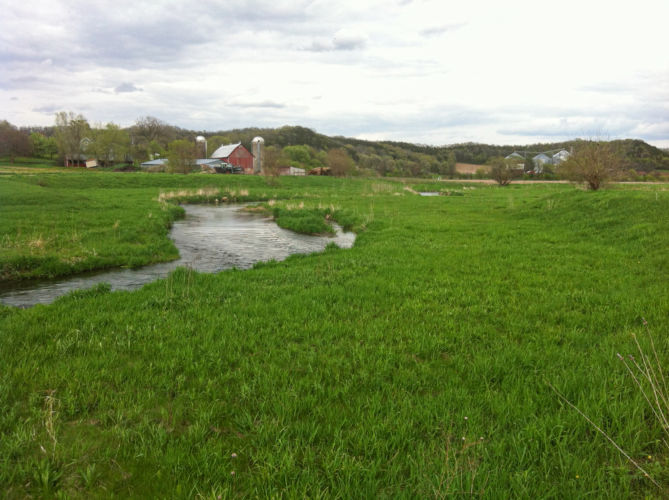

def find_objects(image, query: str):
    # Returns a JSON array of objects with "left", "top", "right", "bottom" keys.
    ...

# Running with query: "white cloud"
[{"left": 0, "top": 0, "right": 668, "bottom": 147}]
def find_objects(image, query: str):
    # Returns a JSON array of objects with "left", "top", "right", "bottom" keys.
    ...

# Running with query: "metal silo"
[
  {"left": 195, "top": 135, "right": 207, "bottom": 158},
  {"left": 252, "top": 136, "right": 264, "bottom": 174}
]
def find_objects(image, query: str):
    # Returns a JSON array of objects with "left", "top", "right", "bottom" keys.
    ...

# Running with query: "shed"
[
  {"left": 279, "top": 166, "right": 306, "bottom": 176},
  {"left": 210, "top": 143, "right": 254, "bottom": 174},
  {"left": 140, "top": 158, "right": 169, "bottom": 171}
]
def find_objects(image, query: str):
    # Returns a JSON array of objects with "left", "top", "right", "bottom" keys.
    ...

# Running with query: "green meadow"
[{"left": 1, "top": 171, "right": 668, "bottom": 498}]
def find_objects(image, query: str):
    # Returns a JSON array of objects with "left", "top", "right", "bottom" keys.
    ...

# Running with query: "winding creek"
[{"left": 0, "top": 204, "right": 356, "bottom": 308}]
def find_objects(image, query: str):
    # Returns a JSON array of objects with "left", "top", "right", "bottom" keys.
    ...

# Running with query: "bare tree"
[
  {"left": 131, "top": 116, "right": 176, "bottom": 161},
  {"left": 327, "top": 148, "right": 353, "bottom": 176},
  {"left": 0, "top": 120, "right": 32, "bottom": 163},
  {"left": 560, "top": 140, "right": 626, "bottom": 190},
  {"left": 262, "top": 146, "right": 283, "bottom": 185},
  {"left": 489, "top": 157, "right": 517, "bottom": 186}
]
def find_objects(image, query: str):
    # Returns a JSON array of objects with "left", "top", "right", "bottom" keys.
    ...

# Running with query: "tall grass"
[{"left": 0, "top": 174, "right": 668, "bottom": 497}]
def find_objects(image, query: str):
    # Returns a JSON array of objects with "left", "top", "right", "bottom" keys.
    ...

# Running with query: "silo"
[
  {"left": 195, "top": 136, "right": 207, "bottom": 158},
  {"left": 252, "top": 136, "right": 264, "bottom": 174}
]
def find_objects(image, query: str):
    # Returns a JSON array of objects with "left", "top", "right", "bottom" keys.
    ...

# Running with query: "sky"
[{"left": 1, "top": 0, "right": 668, "bottom": 147}]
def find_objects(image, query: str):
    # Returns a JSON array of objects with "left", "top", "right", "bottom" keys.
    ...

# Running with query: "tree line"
[{"left": 1, "top": 113, "right": 668, "bottom": 177}]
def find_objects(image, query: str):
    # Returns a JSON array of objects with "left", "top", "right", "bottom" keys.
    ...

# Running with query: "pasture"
[{"left": 0, "top": 171, "right": 668, "bottom": 498}]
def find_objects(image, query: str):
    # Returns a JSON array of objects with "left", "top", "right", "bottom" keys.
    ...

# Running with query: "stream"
[{"left": 0, "top": 204, "right": 356, "bottom": 307}]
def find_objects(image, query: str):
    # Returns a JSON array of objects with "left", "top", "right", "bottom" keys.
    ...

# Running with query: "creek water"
[{"left": 0, "top": 204, "right": 356, "bottom": 308}]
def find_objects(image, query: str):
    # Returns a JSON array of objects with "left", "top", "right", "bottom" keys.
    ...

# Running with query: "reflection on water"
[{"left": 0, "top": 204, "right": 355, "bottom": 307}]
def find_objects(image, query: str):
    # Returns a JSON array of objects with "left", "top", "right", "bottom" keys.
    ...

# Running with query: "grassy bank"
[
  {"left": 0, "top": 173, "right": 369, "bottom": 280},
  {"left": 1, "top": 173, "right": 668, "bottom": 497}
]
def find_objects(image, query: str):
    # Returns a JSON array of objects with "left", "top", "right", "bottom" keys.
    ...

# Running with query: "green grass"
[{"left": 1, "top": 172, "right": 668, "bottom": 497}]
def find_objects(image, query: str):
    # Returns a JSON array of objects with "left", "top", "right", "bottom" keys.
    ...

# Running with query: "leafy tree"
[
  {"left": 206, "top": 135, "right": 232, "bottom": 157},
  {"left": 559, "top": 140, "right": 626, "bottom": 190},
  {"left": 54, "top": 112, "right": 90, "bottom": 166},
  {"left": 489, "top": 157, "right": 517, "bottom": 186},
  {"left": 92, "top": 123, "right": 130, "bottom": 166},
  {"left": 30, "top": 132, "right": 58, "bottom": 160},
  {"left": 326, "top": 148, "right": 354, "bottom": 177},
  {"left": 282, "top": 145, "right": 311, "bottom": 166},
  {"left": 0, "top": 121, "right": 32, "bottom": 163},
  {"left": 167, "top": 139, "right": 196, "bottom": 174}
]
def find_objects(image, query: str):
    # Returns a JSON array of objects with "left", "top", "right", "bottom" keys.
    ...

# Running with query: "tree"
[
  {"left": 167, "top": 139, "right": 196, "bottom": 174},
  {"left": 445, "top": 151, "right": 457, "bottom": 177},
  {"left": 54, "top": 112, "right": 91, "bottom": 166},
  {"left": 560, "top": 141, "right": 626, "bottom": 190},
  {"left": 261, "top": 146, "right": 287, "bottom": 185},
  {"left": 131, "top": 116, "right": 176, "bottom": 162},
  {"left": 92, "top": 123, "right": 131, "bottom": 166},
  {"left": 30, "top": 132, "right": 58, "bottom": 160},
  {"left": 489, "top": 157, "right": 517, "bottom": 186},
  {"left": 0, "top": 121, "right": 32, "bottom": 163},
  {"left": 283, "top": 145, "right": 315, "bottom": 168},
  {"left": 326, "top": 148, "right": 353, "bottom": 177},
  {"left": 206, "top": 135, "right": 232, "bottom": 156},
  {"left": 524, "top": 155, "right": 534, "bottom": 173}
]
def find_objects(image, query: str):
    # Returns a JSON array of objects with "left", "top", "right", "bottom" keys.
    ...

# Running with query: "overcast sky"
[{"left": 1, "top": 0, "right": 668, "bottom": 147}]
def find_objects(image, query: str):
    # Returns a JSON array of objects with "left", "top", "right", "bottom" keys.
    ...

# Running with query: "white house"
[
  {"left": 532, "top": 153, "right": 552, "bottom": 173},
  {"left": 552, "top": 149, "right": 570, "bottom": 164}
]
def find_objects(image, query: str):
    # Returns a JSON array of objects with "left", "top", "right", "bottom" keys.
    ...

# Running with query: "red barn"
[{"left": 210, "top": 143, "right": 254, "bottom": 174}]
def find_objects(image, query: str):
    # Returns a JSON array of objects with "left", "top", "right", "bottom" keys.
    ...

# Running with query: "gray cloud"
[
  {"left": 420, "top": 23, "right": 467, "bottom": 36},
  {"left": 32, "top": 105, "right": 60, "bottom": 114},
  {"left": 228, "top": 100, "right": 286, "bottom": 109},
  {"left": 114, "top": 83, "right": 143, "bottom": 94},
  {"left": 307, "top": 33, "right": 367, "bottom": 52}
]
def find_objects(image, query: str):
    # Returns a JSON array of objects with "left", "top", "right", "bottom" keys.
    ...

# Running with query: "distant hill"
[
  {"left": 19, "top": 121, "right": 669, "bottom": 177},
  {"left": 195, "top": 126, "right": 669, "bottom": 176}
]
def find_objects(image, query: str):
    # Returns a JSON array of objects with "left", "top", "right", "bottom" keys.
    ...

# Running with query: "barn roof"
[{"left": 210, "top": 143, "right": 243, "bottom": 159}]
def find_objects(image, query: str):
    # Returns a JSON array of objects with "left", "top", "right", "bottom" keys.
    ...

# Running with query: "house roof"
[
  {"left": 210, "top": 143, "right": 243, "bottom": 159},
  {"left": 505, "top": 152, "right": 524, "bottom": 159}
]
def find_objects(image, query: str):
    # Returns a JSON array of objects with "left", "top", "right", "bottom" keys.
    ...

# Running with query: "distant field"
[
  {"left": 455, "top": 162, "right": 490, "bottom": 174},
  {"left": 1, "top": 173, "right": 668, "bottom": 497}
]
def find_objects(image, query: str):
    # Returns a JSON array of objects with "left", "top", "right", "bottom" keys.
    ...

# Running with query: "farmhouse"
[
  {"left": 210, "top": 143, "right": 254, "bottom": 174},
  {"left": 552, "top": 149, "right": 570, "bottom": 164},
  {"left": 532, "top": 153, "right": 552, "bottom": 173}
]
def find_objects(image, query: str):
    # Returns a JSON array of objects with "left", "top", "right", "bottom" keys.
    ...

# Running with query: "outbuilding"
[{"left": 279, "top": 166, "right": 306, "bottom": 176}]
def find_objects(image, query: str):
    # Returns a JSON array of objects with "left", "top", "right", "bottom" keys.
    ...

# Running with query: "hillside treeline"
[{"left": 2, "top": 115, "right": 668, "bottom": 177}]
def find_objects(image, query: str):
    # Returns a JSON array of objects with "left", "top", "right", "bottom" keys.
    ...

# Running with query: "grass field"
[{"left": 1, "top": 172, "right": 668, "bottom": 498}]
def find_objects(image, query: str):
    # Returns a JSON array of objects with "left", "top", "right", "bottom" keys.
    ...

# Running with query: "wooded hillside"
[{"left": 8, "top": 118, "right": 669, "bottom": 177}]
